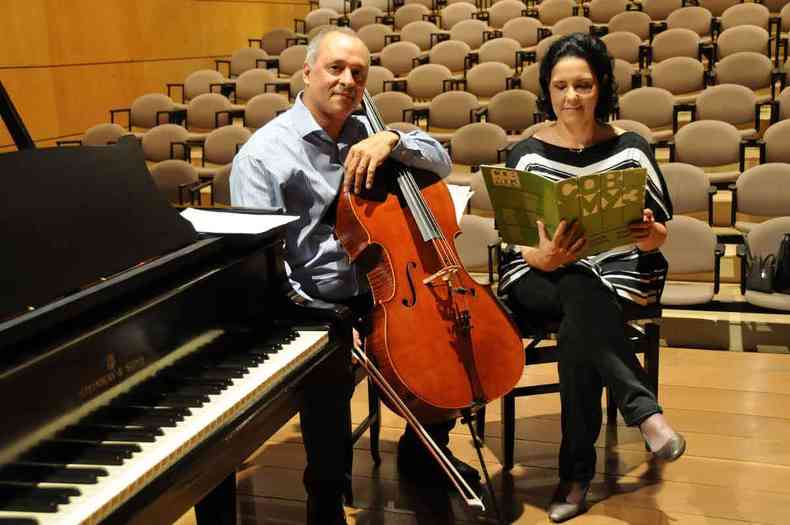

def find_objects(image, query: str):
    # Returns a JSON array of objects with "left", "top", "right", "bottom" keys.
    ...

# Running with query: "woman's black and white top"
[{"left": 499, "top": 131, "right": 674, "bottom": 306}]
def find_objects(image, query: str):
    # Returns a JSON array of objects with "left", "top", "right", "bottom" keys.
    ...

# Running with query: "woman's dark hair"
[{"left": 537, "top": 33, "right": 617, "bottom": 122}]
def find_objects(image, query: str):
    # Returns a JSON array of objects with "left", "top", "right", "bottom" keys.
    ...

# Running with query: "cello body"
[{"left": 336, "top": 159, "right": 524, "bottom": 423}]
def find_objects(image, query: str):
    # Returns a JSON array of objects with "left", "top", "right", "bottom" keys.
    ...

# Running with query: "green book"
[{"left": 480, "top": 165, "right": 647, "bottom": 257}]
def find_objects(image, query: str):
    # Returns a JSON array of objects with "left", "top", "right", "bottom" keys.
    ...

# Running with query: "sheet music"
[
  {"left": 180, "top": 208, "right": 299, "bottom": 234},
  {"left": 447, "top": 184, "right": 474, "bottom": 225}
]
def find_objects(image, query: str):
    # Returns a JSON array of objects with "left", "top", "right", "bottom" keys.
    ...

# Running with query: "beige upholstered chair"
[
  {"left": 469, "top": 171, "right": 493, "bottom": 214},
  {"left": 602, "top": 31, "right": 642, "bottom": 65},
  {"left": 695, "top": 84, "right": 763, "bottom": 139},
  {"left": 393, "top": 4, "right": 431, "bottom": 29},
  {"left": 731, "top": 163, "right": 790, "bottom": 233},
  {"left": 184, "top": 94, "right": 234, "bottom": 138},
  {"left": 647, "top": 28, "right": 701, "bottom": 67},
  {"left": 670, "top": 119, "right": 744, "bottom": 186},
  {"left": 399, "top": 63, "right": 453, "bottom": 102},
  {"left": 294, "top": 8, "right": 339, "bottom": 34},
  {"left": 399, "top": 20, "right": 443, "bottom": 51},
  {"left": 450, "top": 19, "right": 489, "bottom": 50},
  {"left": 373, "top": 91, "right": 415, "bottom": 124},
  {"left": 486, "top": 0, "right": 528, "bottom": 29},
  {"left": 764, "top": 119, "right": 790, "bottom": 163},
  {"left": 387, "top": 121, "right": 422, "bottom": 133},
  {"left": 720, "top": 2, "right": 770, "bottom": 31},
  {"left": 584, "top": 0, "right": 630, "bottom": 24},
  {"left": 536, "top": 34, "right": 562, "bottom": 62},
  {"left": 513, "top": 61, "right": 541, "bottom": 97},
  {"left": 439, "top": 2, "right": 478, "bottom": 30},
  {"left": 772, "top": 86, "right": 790, "bottom": 123},
  {"left": 609, "top": 119, "right": 655, "bottom": 145},
  {"left": 716, "top": 26, "right": 771, "bottom": 60},
  {"left": 141, "top": 124, "right": 191, "bottom": 163},
  {"left": 379, "top": 41, "right": 423, "bottom": 77},
  {"left": 196, "top": 126, "right": 252, "bottom": 179},
  {"left": 502, "top": 16, "right": 542, "bottom": 49},
  {"left": 447, "top": 122, "right": 508, "bottom": 185},
  {"left": 243, "top": 93, "right": 291, "bottom": 131},
  {"left": 534, "top": 0, "right": 575, "bottom": 27},
  {"left": 608, "top": 10, "right": 652, "bottom": 42},
  {"left": 232, "top": 69, "right": 280, "bottom": 104},
  {"left": 358, "top": 23, "right": 393, "bottom": 55},
  {"left": 640, "top": 0, "right": 683, "bottom": 23},
  {"left": 428, "top": 40, "right": 472, "bottom": 74},
  {"left": 617, "top": 86, "right": 677, "bottom": 142},
  {"left": 57, "top": 123, "right": 131, "bottom": 147},
  {"left": 697, "top": 0, "right": 739, "bottom": 18},
  {"left": 421, "top": 90, "right": 480, "bottom": 143},
  {"left": 738, "top": 217, "right": 790, "bottom": 311},
  {"left": 287, "top": 70, "right": 306, "bottom": 100},
  {"left": 455, "top": 214, "right": 499, "bottom": 277},
  {"left": 212, "top": 164, "right": 232, "bottom": 206},
  {"left": 215, "top": 47, "right": 270, "bottom": 78},
  {"left": 347, "top": 6, "right": 384, "bottom": 30},
  {"left": 713, "top": 51, "right": 776, "bottom": 103},
  {"left": 612, "top": 57, "right": 639, "bottom": 96},
  {"left": 169, "top": 69, "right": 228, "bottom": 104},
  {"left": 552, "top": 16, "right": 594, "bottom": 36},
  {"left": 250, "top": 28, "right": 297, "bottom": 57},
  {"left": 520, "top": 119, "right": 554, "bottom": 139},
  {"left": 149, "top": 159, "right": 202, "bottom": 205},
  {"left": 366, "top": 65, "right": 396, "bottom": 95},
  {"left": 110, "top": 93, "right": 180, "bottom": 135},
  {"left": 666, "top": 6, "right": 714, "bottom": 44},
  {"left": 277, "top": 45, "right": 308, "bottom": 78},
  {"left": 660, "top": 215, "right": 722, "bottom": 306},
  {"left": 647, "top": 56, "right": 707, "bottom": 105},
  {"left": 661, "top": 162, "right": 716, "bottom": 224},
  {"left": 476, "top": 37, "right": 521, "bottom": 68},
  {"left": 481, "top": 89, "right": 539, "bottom": 140},
  {"left": 462, "top": 61, "right": 513, "bottom": 102}
]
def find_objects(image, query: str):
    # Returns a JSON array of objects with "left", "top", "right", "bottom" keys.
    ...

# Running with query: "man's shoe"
[
  {"left": 397, "top": 438, "right": 480, "bottom": 487},
  {"left": 306, "top": 492, "right": 347, "bottom": 525},
  {"left": 547, "top": 482, "right": 590, "bottom": 523},
  {"left": 653, "top": 432, "right": 686, "bottom": 462}
]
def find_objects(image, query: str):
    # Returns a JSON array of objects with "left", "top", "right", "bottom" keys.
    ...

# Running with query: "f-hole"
[{"left": 402, "top": 261, "right": 418, "bottom": 307}]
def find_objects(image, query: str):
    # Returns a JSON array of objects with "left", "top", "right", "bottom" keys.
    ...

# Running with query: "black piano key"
[
  {"left": 0, "top": 484, "right": 80, "bottom": 513},
  {"left": 248, "top": 345, "right": 278, "bottom": 355},
  {"left": 176, "top": 366, "right": 245, "bottom": 381},
  {"left": 58, "top": 425, "right": 160, "bottom": 443},
  {"left": 21, "top": 441, "right": 140, "bottom": 466},
  {"left": 89, "top": 406, "right": 187, "bottom": 427},
  {"left": 143, "top": 378, "right": 224, "bottom": 397},
  {"left": 158, "top": 373, "right": 233, "bottom": 388},
  {"left": 0, "top": 518, "right": 40, "bottom": 524},
  {"left": 0, "top": 464, "right": 107, "bottom": 484},
  {"left": 117, "top": 392, "right": 207, "bottom": 408}
]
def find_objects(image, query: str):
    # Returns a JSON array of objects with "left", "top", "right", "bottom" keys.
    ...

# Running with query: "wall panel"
[{"left": 0, "top": 0, "right": 309, "bottom": 149}]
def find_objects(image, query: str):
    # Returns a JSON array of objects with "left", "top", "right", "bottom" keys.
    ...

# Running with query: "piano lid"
[{"left": 0, "top": 135, "right": 199, "bottom": 321}]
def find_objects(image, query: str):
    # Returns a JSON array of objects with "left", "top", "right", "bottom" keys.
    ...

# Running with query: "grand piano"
[{"left": 0, "top": 81, "right": 352, "bottom": 524}]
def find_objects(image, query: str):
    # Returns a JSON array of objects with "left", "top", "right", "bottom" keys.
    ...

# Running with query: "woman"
[{"left": 500, "top": 33, "right": 685, "bottom": 522}]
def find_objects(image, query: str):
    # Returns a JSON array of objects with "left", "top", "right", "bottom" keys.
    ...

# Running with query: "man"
[{"left": 230, "top": 27, "right": 478, "bottom": 524}]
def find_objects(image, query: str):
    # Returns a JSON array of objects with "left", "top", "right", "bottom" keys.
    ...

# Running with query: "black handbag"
[
  {"left": 774, "top": 233, "right": 790, "bottom": 293},
  {"left": 745, "top": 244, "right": 776, "bottom": 293}
]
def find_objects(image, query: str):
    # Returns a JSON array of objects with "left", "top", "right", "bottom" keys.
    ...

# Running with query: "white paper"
[
  {"left": 447, "top": 184, "right": 474, "bottom": 225},
  {"left": 180, "top": 208, "right": 299, "bottom": 234}
]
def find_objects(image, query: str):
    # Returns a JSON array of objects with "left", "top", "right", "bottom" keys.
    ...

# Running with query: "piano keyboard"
[{"left": 0, "top": 326, "right": 329, "bottom": 525}]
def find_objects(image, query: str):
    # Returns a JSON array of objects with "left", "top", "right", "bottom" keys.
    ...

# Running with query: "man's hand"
[
  {"left": 630, "top": 208, "right": 667, "bottom": 251},
  {"left": 522, "top": 219, "right": 587, "bottom": 272},
  {"left": 343, "top": 130, "right": 399, "bottom": 193}
]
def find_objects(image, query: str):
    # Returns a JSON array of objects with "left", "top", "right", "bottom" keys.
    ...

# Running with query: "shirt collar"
[{"left": 290, "top": 93, "right": 326, "bottom": 140}]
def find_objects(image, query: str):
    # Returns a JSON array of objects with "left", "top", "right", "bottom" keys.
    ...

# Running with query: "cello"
[{"left": 336, "top": 91, "right": 525, "bottom": 503}]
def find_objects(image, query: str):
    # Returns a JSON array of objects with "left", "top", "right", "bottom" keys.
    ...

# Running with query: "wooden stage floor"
[{"left": 175, "top": 346, "right": 790, "bottom": 524}]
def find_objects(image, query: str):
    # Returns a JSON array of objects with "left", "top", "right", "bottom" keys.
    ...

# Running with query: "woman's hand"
[
  {"left": 522, "top": 219, "right": 587, "bottom": 272},
  {"left": 630, "top": 208, "right": 667, "bottom": 251}
]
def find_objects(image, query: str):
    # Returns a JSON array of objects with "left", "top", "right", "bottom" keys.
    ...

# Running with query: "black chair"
[{"left": 474, "top": 248, "right": 662, "bottom": 471}]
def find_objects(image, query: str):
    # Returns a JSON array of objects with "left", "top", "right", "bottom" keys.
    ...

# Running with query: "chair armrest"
[
  {"left": 215, "top": 109, "right": 233, "bottom": 129},
  {"left": 464, "top": 52, "right": 479, "bottom": 73},
  {"left": 699, "top": 42, "right": 716, "bottom": 68},
  {"left": 256, "top": 57, "right": 279, "bottom": 70},
  {"left": 483, "top": 30, "right": 502, "bottom": 42},
  {"left": 56, "top": 139, "right": 83, "bottom": 147},
  {"left": 430, "top": 32, "right": 450, "bottom": 48},
  {"left": 667, "top": 141, "right": 675, "bottom": 162},
  {"left": 707, "top": 185, "right": 717, "bottom": 225},
  {"left": 497, "top": 144, "right": 513, "bottom": 163},
  {"left": 384, "top": 33, "right": 401, "bottom": 45},
  {"left": 736, "top": 244, "right": 747, "bottom": 295},
  {"left": 739, "top": 138, "right": 765, "bottom": 172},
  {"left": 375, "top": 15, "right": 394, "bottom": 26},
  {"left": 537, "top": 27, "right": 552, "bottom": 41},
  {"left": 109, "top": 108, "right": 132, "bottom": 131},
  {"left": 248, "top": 38, "right": 262, "bottom": 48},
  {"left": 525, "top": 7, "right": 538, "bottom": 18},
  {"left": 170, "top": 141, "right": 191, "bottom": 161},
  {"left": 215, "top": 59, "right": 231, "bottom": 77},
  {"left": 286, "top": 36, "right": 309, "bottom": 47},
  {"left": 771, "top": 68, "right": 785, "bottom": 99},
  {"left": 474, "top": 10, "right": 489, "bottom": 23},
  {"left": 423, "top": 13, "right": 440, "bottom": 26},
  {"left": 515, "top": 50, "right": 536, "bottom": 72},
  {"left": 167, "top": 83, "right": 185, "bottom": 104},
  {"left": 590, "top": 24, "right": 608, "bottom": 37},
  {"left": 506, "top": 76, "right": 521, "bottom": 90},
  {"left": 755, "top": 101, "right": 772, "bottom": 133},
  {"left": 728, "top": 181, "right": 739, "bottom": 226},
  {"left": 293, "top": 19, "right": 306, "bottom": 34},
  {"left": 711, "top": 17, "right": 721, "bottom": 40},
  {"left": 264, "top": 81, "right": 291, "bottom": 95},
  {"left": 474, "top": 107, "right": 487, "bottom": 122},
  {"left": 413, "top": 54, "right": 430, "bottom": 68},
  {"left": 627, "top": 2, "right": 642, "bottom": 11},
  {"left": 672, "top": 102, "right": 695, "bottom": 134},
  {"left": 639, "top": 44, "right": 652, "bottom": 70},
  {"left": 330, "top": 16, "right": 351, "bottom": 27},
  {"left": 487, "top": 241, "right": 501, "bottom": 285},
  {"left": 162, "top": 109, "right": 187, "bottom": 126},
  {"left": 184, "top": 180, "right": 214, "bottom": 206},
  {"left": 382, "top": 79, "right": 407, "bottom": 92},
  {"left": 714, "top": 242, "right": 725, "bottom": 294},
  {"left": 770, "top": 100, "right": 779, "bottom": 124},
  {"left": 649, "top": 21, "right": 667, "bottom": 42}
]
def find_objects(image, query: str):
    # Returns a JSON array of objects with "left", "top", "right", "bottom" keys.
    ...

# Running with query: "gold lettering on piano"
[{"left": 79, "top": 354, "right": 148, "bottom": 400}]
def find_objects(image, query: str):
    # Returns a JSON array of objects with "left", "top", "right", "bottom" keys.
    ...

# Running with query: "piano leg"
[{"left": 195, "top": 473, "right": 236, "bottom": 525}]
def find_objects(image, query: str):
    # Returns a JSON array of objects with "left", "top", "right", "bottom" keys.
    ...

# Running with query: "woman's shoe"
[
  {"left": 547, "top": 482, "right": 590, "bottom": 523},
  {"left": 653, "top": 432, "right": 686, "bottom": 462}
]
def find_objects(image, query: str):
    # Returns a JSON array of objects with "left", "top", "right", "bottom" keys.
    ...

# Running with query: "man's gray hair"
[{"left": 305, "top": 26, "right": 368, "bottom": 66}]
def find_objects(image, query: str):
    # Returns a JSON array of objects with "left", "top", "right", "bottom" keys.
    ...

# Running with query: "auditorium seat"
[
  {"left": 184, "top": 93, "right": 235, "bottom": 140},
  {"left": 602, "top": 30, "right": 642, "bottom": 67},
  {"left": 372, "top": 90, "right": 416, "bottom": 124},
  {"left": 697, "top": 0, "right": 739, "bottom": 18},
  {"left": 583, "top": 0, "right": 630, "bottom": 25},
  {"left": 455, "top": 214, "right": 499, "bottom": 278},
  {"left": 484, "top": 0, "right": 528, "bottom": 29},
  {"left": 715, "top": 26, "right": 772, "bottom": 61},
  {"left": 457, "top": 61, "right": 513, "bottom": 103},
  {"left": 141, "top": 124, "right": 191, "bottom": 163},
  {"left": 478, "top": 89, "right": 540, "bottom": 141},
  {"left": 379, "top": 40, "right": 424, "bottom": 77},
  {"left": 712, "top": 51, "right": 779, "bottom": 103},
  {"left": 449, "top": 19, "right": 490, "bottom": 50},
  {"left": 730, "top": 163, "right": 790, "bottom": 233},
  {"left": 230, "top": 69, "right": 282, "bottom": 104},
  {"left": 612, "top": 57, "right": 641, "bottom": 96},
  {"left": 660, "top": 215, "right": 722, "bottom": 306},
  {"left": 168, "top": 69, "right": 228, "bottom": 105},
  {"left": 737, "top": 216, "right": 790, "bottom": 311},
  {"left": 661, "top": 162, "right": 716, "bottom": 225},
  {"left": 643, "top": 28, "right": 704, "bottom": 69},
  {"left": 346, "top": 6, "right": 385, "bottom": 30},
  {"left": 242, "top": 93, "right": 291, "bottom": 131},
  {"left": 388, "top": 63, "right": 453, "bottom": 103},
  {"left": 764, "top": 119, "right": 790, "bottom": 163},
  {"left": 366, "top": 65, "right": 396, "bottom": 95},
  {"left": 666, "top": 5, "right": 714, "bottom": 45},
  {"left": 639, "top": 0, "right": 683, "bottom": 25},
  {"left": 427, "top": 39, "right": 472, "bottom": 74},
  {"left": 214, "top": 47, "right": 270, "bottom": 79},
  {"left": 474, "top": 36, "right": 521, "bottom": 69},
  {"left": 212, "top": 164, "right": 232, "bottom": 206},
  {"left": 694, "top": 84, "right": 765, "bottom": 140},
  {"left": 419, "top": 90, "right": 480, "bottom": 143},
  {"left": 501, "top": 16, "right": 542, "bottom": 50},
  {"left": 150, "top": 159, "right": 205, "bottom": 205},
  {"left": 510, "top": 61, "right": 542, "bottom": 97},
  {"left": 397, "top": 20, "right": 444, "bottom": 50},
  {"left": 608, "top": 10, "right": 652, "bottom": 42},
  {"left": 446, "top": 122, "right": 508, "bottom": 185},
  {"left": 357, "top": 23, "right": 394, "bottom": 55},
  {"left": 616, "top": 86, "right": 677, "bottom": 142},
  {"left": 720, "top": 2, "right": 770, "bottom": 32},
  {"left": 393, "top": 3, "right": 431, "bottom": 30},
  {"left": 531, "top": 0, "right": 576, "bottom": 27},
  {"left": 196, "top": 126, "right": 252, "bottom": 180},
  {"left": 536, "top": 33, "right": 563, "bottom": 62},
  {"left": 276, "top": 44, "right": 308, "bottom": 78},
  {"left": 550, "top": 15, "right": 594, "bottom": 37},
  {"left": 109, "top": 93, "right": 180, "bottom": 135},
  {"left": 56, "top": 123, "right": 131, "bottom": 147},
  {"left": 669, "top": 119, "right": 745, "bottom": 186},
  {"left": 438, "top": 2, "right": 479, "bottom": 30},
  {"left": 647, "top": 56, "right": 708, "bottom": 105},
  {"left": 294, "top": 8, "right": 339, "bottom": 35},
  {"left": 609, "top": 118, "right": 656, "bottom": 147}
]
